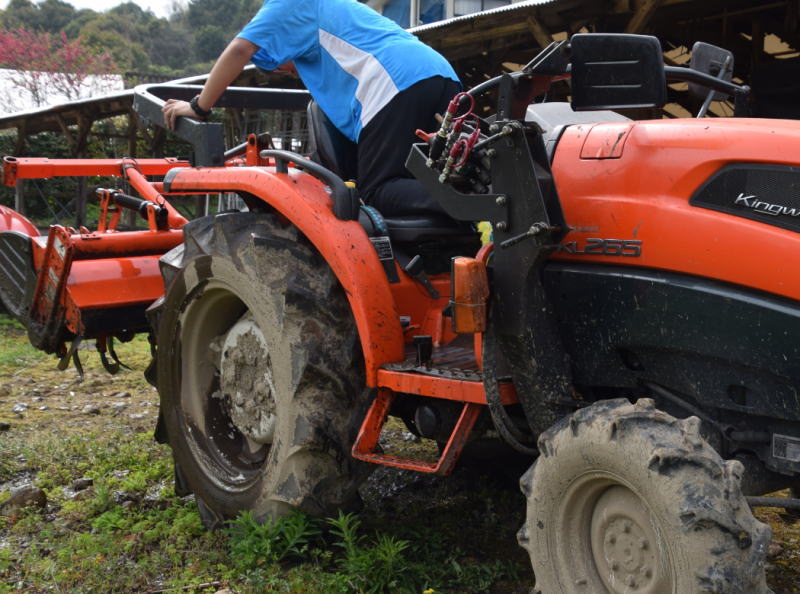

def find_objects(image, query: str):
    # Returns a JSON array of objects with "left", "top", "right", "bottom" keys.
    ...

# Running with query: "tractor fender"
[
  {"left": 162, "top": 165, "right": 405, "bottom": 384},
  {"left": 0, "top": 205, "right": 39, "bottom": 237}
]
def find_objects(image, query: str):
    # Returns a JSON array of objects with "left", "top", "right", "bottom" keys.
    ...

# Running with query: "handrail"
[
  {"left": 132, "top": 84, "right": 310, "bottom": 167},
  {"left": 260, "top": 149, "right": 359, "bottom": 221}
]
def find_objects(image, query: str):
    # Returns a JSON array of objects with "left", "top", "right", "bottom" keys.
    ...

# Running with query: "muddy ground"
[{"left": 0, "top": 321, "right": 799, "bottom": 592}]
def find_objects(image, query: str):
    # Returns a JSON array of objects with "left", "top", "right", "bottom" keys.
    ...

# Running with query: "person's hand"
[{"left": 162, "top": 99, "right": 196, "bottom": 130}]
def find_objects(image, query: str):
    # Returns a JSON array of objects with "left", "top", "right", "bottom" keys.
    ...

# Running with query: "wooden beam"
[
  {"left": 676, "top": 2, "right": 788, "bottom": 23},
  {"left": 526, "top": 16, "right": 553, "bottom": 49},
  {"left": 625, "top": 0, "right": 664, "bottom": 33},
  {"left": 429, "top": 21, "right": 532, "bottom": 49},
  {"left": 56, "top": 113, "right": 76, "bottom": 154},
  {"left": 787, "top": 0, "right": 798, "bottom": 35},
  {"left": 613, "top": 0, "right": 630, "bottom": 12}
]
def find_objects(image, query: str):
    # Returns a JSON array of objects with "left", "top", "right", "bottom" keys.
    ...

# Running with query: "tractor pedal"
[{"left": 351, "top": 389, "right": 481, "bottom": 475}]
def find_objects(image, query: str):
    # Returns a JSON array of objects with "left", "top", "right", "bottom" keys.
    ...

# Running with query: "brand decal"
[
  {"left": 557, "top": 238, "right": 642, "bottom": 257},
  {"left": 734, "top": 193, "right": 800, "bottom": 218}
]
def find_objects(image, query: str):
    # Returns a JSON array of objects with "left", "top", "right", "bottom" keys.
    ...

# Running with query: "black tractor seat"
[
  {"left": 358, "top": 209, "right": 474, "bottom": 243},
  {"left": 306, "top": 100, "right": 476, "bottom": 244}
]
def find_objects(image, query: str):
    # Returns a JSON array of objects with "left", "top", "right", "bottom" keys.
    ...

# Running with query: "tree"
[
  {"left": 193, "top": 24, "right": 227, "bottom": 62},
  {"left": 1, "top": 0, "right": 76, "bottom": 33},
  {"left": 0, "top": 28, "right": 118, "bottom": 110}
]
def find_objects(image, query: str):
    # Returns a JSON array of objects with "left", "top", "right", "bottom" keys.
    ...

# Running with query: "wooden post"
[
  {"left": 14, "top": 180, "right": 25, "bottom": 216},
  {"left": 75, "top": 177, "right": 86, "bottom": 228},
  {"left": 73, "top": 113, "right": 94, "bottom": 229},
  {"left": 194, "top": 195, "right": 207, "bottom": 219},
  {"left": 14, "top": 123, "right": 26, "bottom": 156},
  {"left": 124, "top": 110, "right": 138, "bottom": 228}
]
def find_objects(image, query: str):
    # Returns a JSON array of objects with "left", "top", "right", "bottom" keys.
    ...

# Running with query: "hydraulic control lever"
[{"left": 404, "top": 255, "right": 441, "bottom": 299}]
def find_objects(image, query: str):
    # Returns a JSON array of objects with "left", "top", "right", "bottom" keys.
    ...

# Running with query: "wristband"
[{"left": 189, "top": 95, "right": 212, "bottom": 118}]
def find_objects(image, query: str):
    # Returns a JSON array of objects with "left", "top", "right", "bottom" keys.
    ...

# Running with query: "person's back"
[
  {"left": 165, "top": 0, "right": 460, "bottom": 216},
  {"left": 241, "top": 0, "right": 457, "bottom": 144}
]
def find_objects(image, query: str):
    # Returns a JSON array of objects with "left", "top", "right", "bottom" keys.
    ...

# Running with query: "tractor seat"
[
  {"left": 306, "top": 101, "right": 476, "bottom": 243},
  {"left": 359, "top": 210, "right": 474, "bottom": 243}
]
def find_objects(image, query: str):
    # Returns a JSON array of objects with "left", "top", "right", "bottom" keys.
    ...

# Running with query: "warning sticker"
[{"left": 370, "top": 236, "right": 394, "bottom": 261}]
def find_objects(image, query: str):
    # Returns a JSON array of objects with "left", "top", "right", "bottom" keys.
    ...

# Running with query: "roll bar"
[{"left": 132, "top": 84, "right": 310, "bottom": 167}]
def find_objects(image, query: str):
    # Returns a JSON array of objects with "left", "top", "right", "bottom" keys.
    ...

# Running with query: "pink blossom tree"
[{"left": 0, "top": 28, "right": 118, "bottom": 111}]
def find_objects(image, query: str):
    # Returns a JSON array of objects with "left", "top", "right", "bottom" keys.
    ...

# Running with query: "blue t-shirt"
[{"left": 237, "top": 0, "right": 459, "bottom": 142}]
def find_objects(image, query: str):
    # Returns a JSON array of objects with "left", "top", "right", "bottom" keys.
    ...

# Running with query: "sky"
[{"left": 0, "top": 0, "right": 185, "bottom": 20}]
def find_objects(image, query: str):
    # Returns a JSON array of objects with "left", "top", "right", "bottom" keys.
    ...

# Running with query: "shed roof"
[{"left": 0, "top": 0, "right": 797, "bottom": 136}]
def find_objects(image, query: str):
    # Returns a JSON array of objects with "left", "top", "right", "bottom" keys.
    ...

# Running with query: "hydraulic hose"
[{"left": 482, "top": 320, "right": 538, "bottom": 456}]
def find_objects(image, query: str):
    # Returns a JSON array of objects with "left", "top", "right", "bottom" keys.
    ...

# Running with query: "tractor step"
[
  {"left": 352, "top": 340, "right": 518, "bottom": 475},
  {"left": 351, "top": 388, "right": 482, "bottom": 475},
  {"left": 377, "top": 340, "right": 517, "bottom": 405}
]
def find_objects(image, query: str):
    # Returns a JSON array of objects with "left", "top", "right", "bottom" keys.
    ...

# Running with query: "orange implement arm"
[{"left": 2, "top": 156, "right": 190, "bottom": 186}]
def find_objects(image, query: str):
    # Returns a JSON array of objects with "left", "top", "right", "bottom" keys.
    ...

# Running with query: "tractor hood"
[{"left": 550, "top": 117, "right": 800, "bottom": 302}]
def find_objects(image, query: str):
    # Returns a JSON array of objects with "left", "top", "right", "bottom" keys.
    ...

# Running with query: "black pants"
[{"left": 357, "top": 76, "right": 461, "bottom": 217}]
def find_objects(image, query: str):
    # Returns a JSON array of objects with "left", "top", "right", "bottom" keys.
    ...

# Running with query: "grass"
[
  {"left": 1, "top": 313, "right": 797, "bottom": 592},
  {"left": 0, "top": 315, "right": 529, "bottom": 593}
]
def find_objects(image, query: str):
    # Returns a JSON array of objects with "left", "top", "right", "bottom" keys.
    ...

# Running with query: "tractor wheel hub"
[
  {"left": 590, "top": 486, "right": 660, "bottom": 593},
  {"left": 217, "top": 315, "right": 276, "bottom": 445}
]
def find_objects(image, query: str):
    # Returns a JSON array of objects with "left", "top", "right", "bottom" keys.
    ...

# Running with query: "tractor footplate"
[
  {"left": 353, "top": 341, "right": 518, "bottom": 475},
  {"left": 383, "top": 341, "right": 480, "bottom": 381},
  {"left": 352, "top": 388, "right": 482, "bottom": 475}
]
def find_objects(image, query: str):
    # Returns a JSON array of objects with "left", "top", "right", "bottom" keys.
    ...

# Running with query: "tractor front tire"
[
  {"left": 518, "top": 398, "right": 772, "bottom": 594},
  {"left": 154, "top": 212, "right": 370, "bottom": 526}
]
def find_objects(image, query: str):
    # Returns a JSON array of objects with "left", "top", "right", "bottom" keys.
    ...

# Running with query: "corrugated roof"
[
  {"left": 0, "top": 71, "right": 214, "bottom": 123},
  {"left": 410, "top": 0, "right": 560, "bottom": 33}
]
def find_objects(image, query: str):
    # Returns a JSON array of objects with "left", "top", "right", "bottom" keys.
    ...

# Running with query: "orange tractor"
[{"left": 2, "top": 34, "right": 798, "bottom": 591}]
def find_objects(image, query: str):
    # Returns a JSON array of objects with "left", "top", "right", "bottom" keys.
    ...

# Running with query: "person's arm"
[{"left": 162, "top": 37, "right": 260, "bottom": 130}]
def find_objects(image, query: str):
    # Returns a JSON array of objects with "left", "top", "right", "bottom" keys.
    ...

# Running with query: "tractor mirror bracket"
[{"left": 570, "top": 33, "right": 667, "bottom": 111}]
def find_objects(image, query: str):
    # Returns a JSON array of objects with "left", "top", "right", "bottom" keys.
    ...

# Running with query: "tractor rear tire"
[
  {"left": 154, "top": 212, "right": 371, "bottom": 526},
  {"left": 518, "top": 398, "right": 772, "bottom": 594}
]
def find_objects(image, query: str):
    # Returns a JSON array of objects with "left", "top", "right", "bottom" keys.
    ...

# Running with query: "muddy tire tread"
[
  {"left": 155, "top": 211, "right": 370, "bottom": 524},
  {"left": 520, "top": 398, "right": 772, "bottom": 594}
]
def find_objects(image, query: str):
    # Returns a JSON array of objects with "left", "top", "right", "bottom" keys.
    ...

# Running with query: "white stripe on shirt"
[{"left": 319, "top": 28, "right": 399, "bottom": 128}]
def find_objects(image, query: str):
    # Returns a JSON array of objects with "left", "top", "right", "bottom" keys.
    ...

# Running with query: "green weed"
[
  {"left": 328, "top": 511, "right": 412, "bottom": 593},
  {"left": 227, "top": 509, "right": 320, "bottom": 569},
  {"left": 0, "top": 321, "right": 529, "bottom": 593}
]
